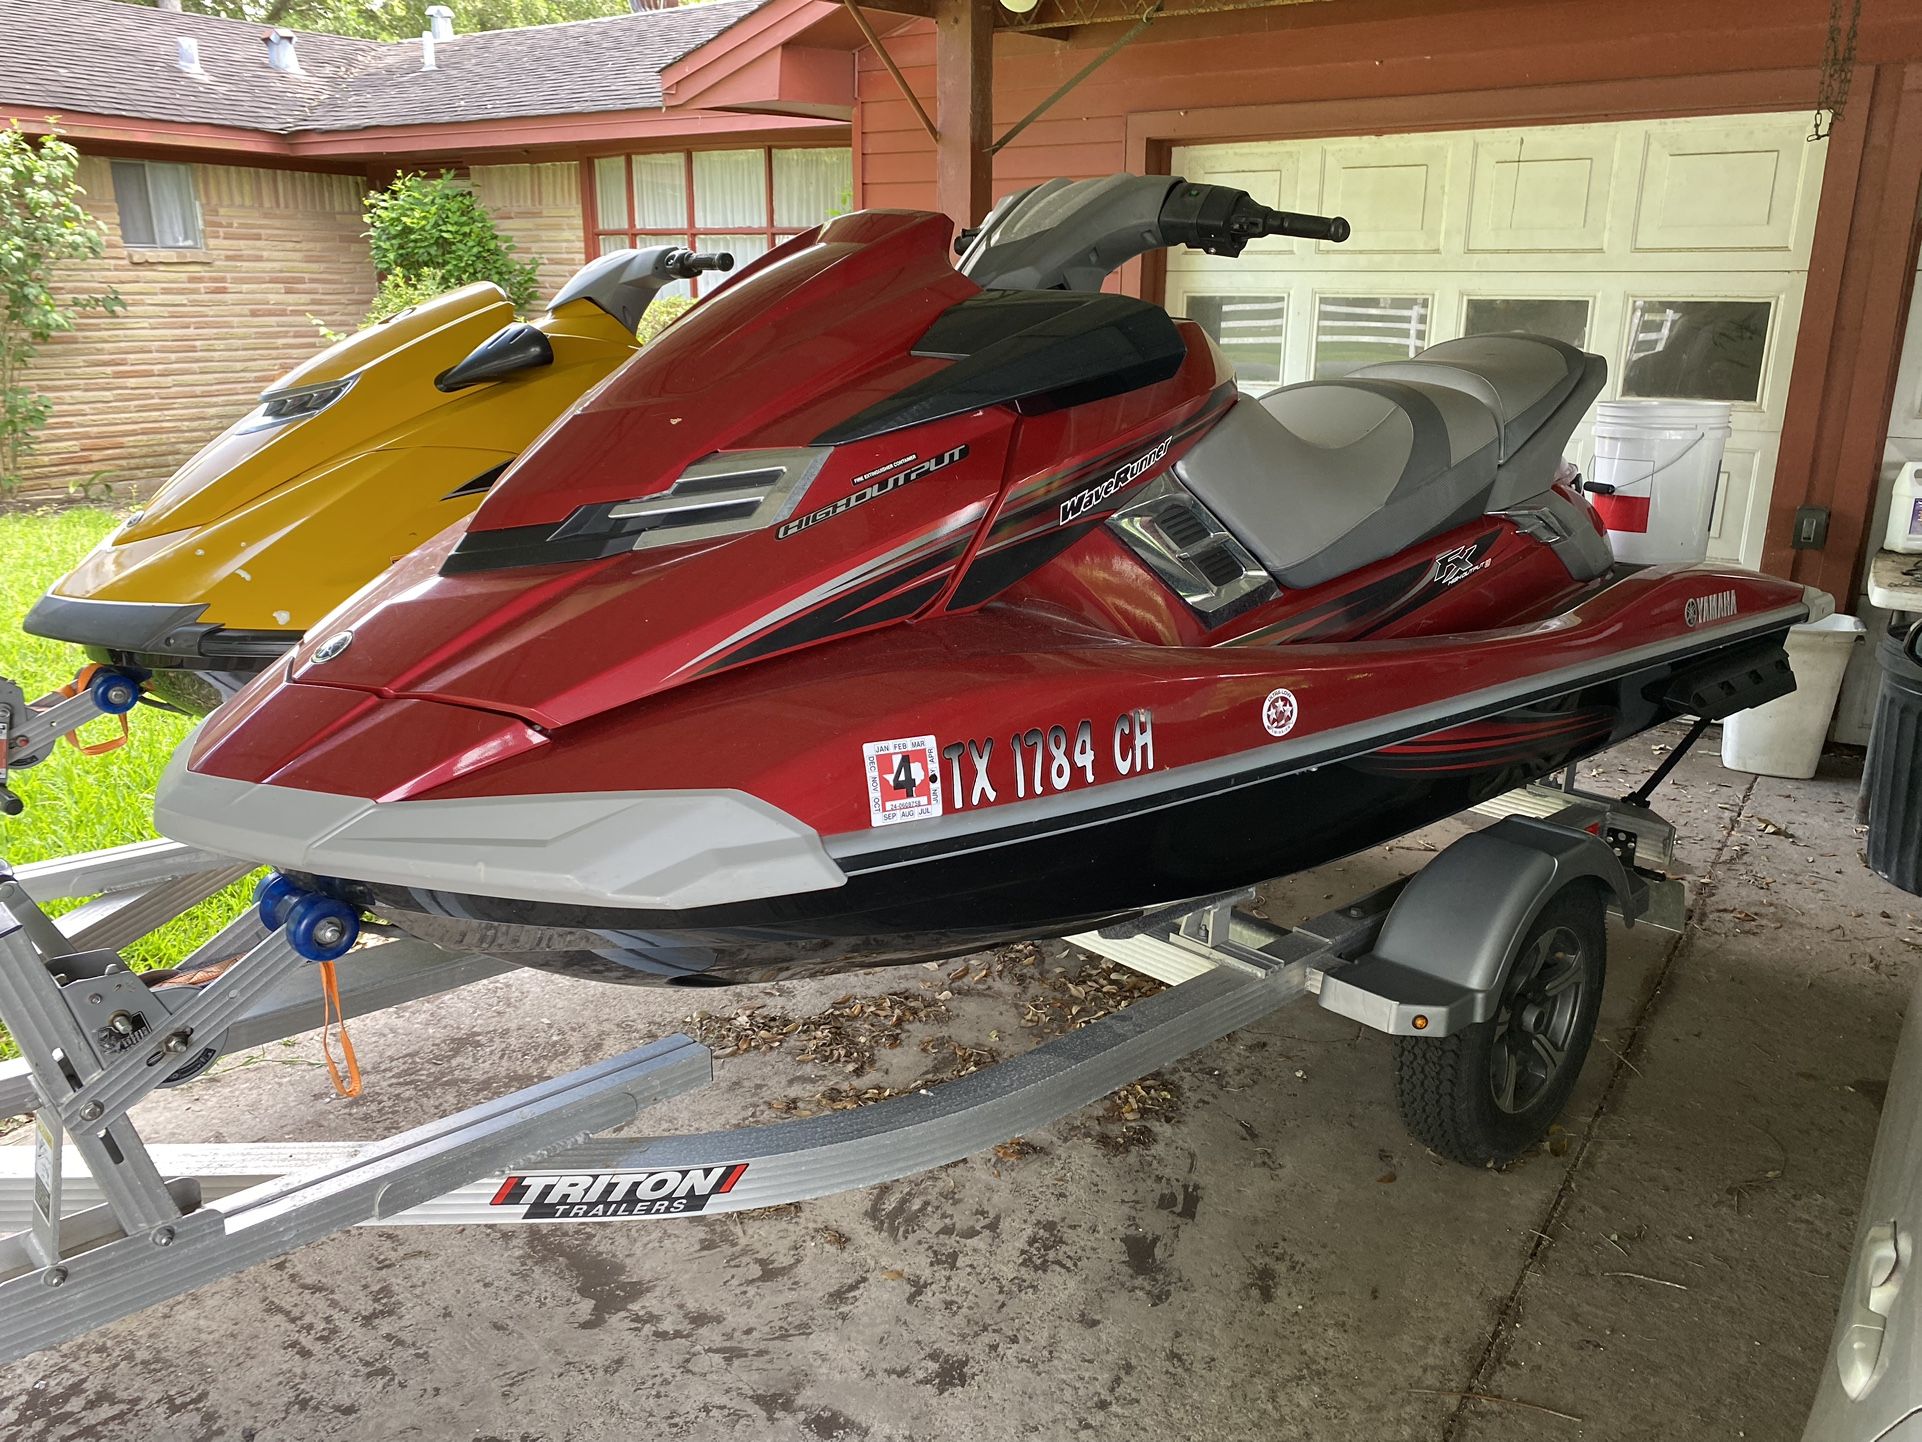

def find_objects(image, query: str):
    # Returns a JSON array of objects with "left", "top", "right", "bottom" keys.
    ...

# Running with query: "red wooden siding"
[
  {"left": 856, "top": 0, "right": 1922, "bottom": 212},
  {"left": 853, "top": 0, "right": 1922, "bottom": 603}
]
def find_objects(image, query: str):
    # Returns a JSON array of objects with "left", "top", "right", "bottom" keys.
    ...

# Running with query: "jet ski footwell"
[{"left": 0, "top": 780, "right": 1671, "bottom": 1363}]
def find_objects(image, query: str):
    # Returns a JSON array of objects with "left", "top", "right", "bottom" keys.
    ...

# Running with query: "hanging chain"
[{"left": 1810, "top": 0, "right": 1862, "bottom": 141}]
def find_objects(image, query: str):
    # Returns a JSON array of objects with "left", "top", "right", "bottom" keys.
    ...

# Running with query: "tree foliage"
[
  {"left": 0, "top": 124, "right": 124, "bottom": 494},
  {"left": 115, "top": 0, "right": 631, "bottom": 41},
  {"left": 363, "top": 171, "right": 540, "bottom": 319}
]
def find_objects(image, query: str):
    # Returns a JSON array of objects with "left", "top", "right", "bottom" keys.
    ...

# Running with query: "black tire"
[{"left": 1392, "top": 882, "right": 1606, "bottom": 1166}]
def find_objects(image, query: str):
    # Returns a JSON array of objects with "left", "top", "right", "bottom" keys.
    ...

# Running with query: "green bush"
[
  {"left": 0, "top": 123, "right": 123, "bottom": 494},
  {"left": 363, "top": 267, "right": 453, "bottom": 326},
  {"left": 635, "top": 293, "right": 694, "bottom": 346},
  {"left": 362, "top": 171, "right": 539, "bottom": 322}
]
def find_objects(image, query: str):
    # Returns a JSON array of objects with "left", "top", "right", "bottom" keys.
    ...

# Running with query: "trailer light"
[{"left": 1412, "top": 1015, "right": 1429, "bottom": 1030}]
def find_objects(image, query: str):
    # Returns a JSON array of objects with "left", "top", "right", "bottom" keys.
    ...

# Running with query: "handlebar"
[
  {"left": 664, "top": 249, "right": 735, "bottom": 280},
  {"left": 1157, "top": 182, "right": 1349, "bottom": 257}
]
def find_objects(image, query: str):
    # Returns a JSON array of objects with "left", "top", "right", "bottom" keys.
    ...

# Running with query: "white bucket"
[
  {"left": 1720, "top": 614, "right": 1867, "bottom": 780},
  {"left": 1588, "top": 399, "right": 1732, "bottom": 565}
]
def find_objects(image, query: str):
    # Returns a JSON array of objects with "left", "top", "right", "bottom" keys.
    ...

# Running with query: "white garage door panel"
[
  {"left": 1169, "top": 112, "right": 1825, "bottom": 569},
  {"left": 1467, "top": 132, "right": 1616, "bottom": 253},
  {"left": 1320, "top": 138, "right": 1452, "bottom": 253},
  {"left": 1634, "top": 125, "right": 1810, "bottom": 252}
]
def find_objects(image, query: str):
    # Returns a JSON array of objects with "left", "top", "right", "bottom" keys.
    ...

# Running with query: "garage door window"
[
  {"left": 1186, "top": 295, "right": 1287, "bottom": 386},
  {"left": 1464, "top": 297, "right": 1590, "bottom": 350},
  {"left": 1623, "top": 299, "right": 1772, "bottom": 403},
  {"left": 1315, "top": 295, "right": 1430, "bottom": 379}
]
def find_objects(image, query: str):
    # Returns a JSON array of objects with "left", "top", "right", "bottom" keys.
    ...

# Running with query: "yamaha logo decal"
[
  {"left": 312, "top": 630, "right": 354, "bottom": 662},
  {"left": 1683, "top": 590, "right": 1738, "bottom": 628}
]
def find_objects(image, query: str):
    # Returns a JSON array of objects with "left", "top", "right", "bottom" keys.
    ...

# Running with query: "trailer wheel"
[{"left": 1392, "top": 882, "right": 1606, "bottom": 1166}]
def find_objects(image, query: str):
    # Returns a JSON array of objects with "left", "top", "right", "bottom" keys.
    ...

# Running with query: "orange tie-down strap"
[
  {"left": 158, "top": 955, "right": 363, "bottom": 1097},
  {"left": 318, "top": 958, "right": 363, "bottom": 1098},
  {"left": 56, "top": 664, "right": 131, "bottom": 757}
]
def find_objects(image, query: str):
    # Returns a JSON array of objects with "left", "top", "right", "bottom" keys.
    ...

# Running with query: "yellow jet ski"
[{"left": 25, "top": 246, "right": 731, "bottom": 713}]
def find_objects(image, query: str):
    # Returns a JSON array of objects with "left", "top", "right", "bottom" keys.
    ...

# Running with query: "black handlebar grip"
[
  {"left": 662, "top": 248, "right": 736, "bottom": 279},
  {"left": 1267, "top": 210, "right": 1349, "bottom": 243}
]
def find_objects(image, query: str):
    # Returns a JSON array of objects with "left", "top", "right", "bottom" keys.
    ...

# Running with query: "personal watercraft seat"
[
  {"left": 1173, "top": 333, "right": 1605, "bottom": 589},
  {"left": 1352, "top": 334, "right": 1601, "bottom": 509}
]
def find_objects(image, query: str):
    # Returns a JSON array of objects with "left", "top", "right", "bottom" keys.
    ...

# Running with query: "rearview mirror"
[{"left": 435, "top": 323, "right": 555, "bottom": 393}]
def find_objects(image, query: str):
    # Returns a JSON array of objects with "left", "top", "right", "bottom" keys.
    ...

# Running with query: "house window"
[
  {"left": 109, "top": 160, "right": 202, "bottom": 249},
  {"left": 587, "top": 148, "right": 852, "bottom": 297}
]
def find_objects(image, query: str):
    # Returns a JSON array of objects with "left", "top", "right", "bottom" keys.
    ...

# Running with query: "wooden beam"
[
  {"left": 991, "top": 3, "right": 1158, "bottom": 153},
  {"left": 934, "top": 0, "right": 995, "bottom": 225},
  {"left": 1765, "top": 61, "right": 1922, "bottom": 600},
  {"left": 843, "top": 0, "right": 939, "bottom": 140}
]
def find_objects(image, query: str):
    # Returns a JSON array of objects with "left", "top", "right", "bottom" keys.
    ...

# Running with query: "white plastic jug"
[
  {"left": 1587, "top": 399, "right": 1733, "bottom": 565},
  {"left": 1883, "top": 461, "right": 1922, "bottom": 554},
  {"left": 1720, "top": 613, "right": 1867, "bottom": 780}
]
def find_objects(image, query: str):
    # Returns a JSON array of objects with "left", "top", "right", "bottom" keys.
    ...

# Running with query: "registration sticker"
[
  {"left": 862, "top": 735, "right": 943, "bottom": 826},
  {"left": 1261, "top": 688, "right": 1299, "bottom": 737}
]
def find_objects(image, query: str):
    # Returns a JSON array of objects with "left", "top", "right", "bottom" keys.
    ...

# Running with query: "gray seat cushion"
[
  {"left": 1173, "top": 375, "right": 1499, "bottom": 591},
  {"left": 1356, "top": 334, "right": 1585, "bottom": 462}
]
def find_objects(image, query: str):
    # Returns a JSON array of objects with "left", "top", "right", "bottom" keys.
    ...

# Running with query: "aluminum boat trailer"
[{"left": 0, "top": 682, "right": 1684, "bottom": 1365}]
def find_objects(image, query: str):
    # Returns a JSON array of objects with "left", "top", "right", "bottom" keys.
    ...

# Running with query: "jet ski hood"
[
  {"left": 124, "top": 283, "right": 516, "bottom": 542},
  {"left": 181, "top": 208, "right": 1208, "bottom": 804}
]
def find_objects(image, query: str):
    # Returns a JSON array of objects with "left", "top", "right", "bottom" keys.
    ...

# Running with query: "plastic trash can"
[
  {"left": 1721, "top": 613, "right": 1866, "bottom": 780},
  {"left": 1869, "top": 627, "right": 1922, "bottom": 893}
]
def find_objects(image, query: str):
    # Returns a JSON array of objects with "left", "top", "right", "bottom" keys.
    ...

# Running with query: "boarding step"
[{"left": 1473, "top": 780, "right": 1678, "bottom": 878}]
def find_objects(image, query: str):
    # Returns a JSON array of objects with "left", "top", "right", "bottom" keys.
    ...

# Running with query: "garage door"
[{"left": 1167, "top": 114, "right": 1826, "bottom": 568}]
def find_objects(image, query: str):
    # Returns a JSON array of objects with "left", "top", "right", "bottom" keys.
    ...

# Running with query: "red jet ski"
[{"left": 154, "top": 175, "right": 1811, "bottom": 986}]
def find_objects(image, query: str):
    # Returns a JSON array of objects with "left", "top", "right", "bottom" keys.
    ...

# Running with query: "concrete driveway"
[{"left": 0, "top": 728, "right": 1909, "bottom": 1441}]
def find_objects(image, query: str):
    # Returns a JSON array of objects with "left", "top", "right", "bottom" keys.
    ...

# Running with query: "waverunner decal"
[
  {"left": 935, "top": 709, "right": 1156, "bottom": 814},
  {"left": 863, "top": 735, "right": 943, "bottom": 826},
  {"left": 1058, "top": 436, "right": 1174, "bottom": 526},
  {"left": 490, "top": 1164, "right": 748, "bottom": 1218},
  {"left": 776, "top": 445, "right": 969, "bottom": 540}
]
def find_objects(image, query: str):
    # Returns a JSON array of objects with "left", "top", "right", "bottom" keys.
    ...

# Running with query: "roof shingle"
[{"left": 0, "top": 0, "right": 774, "bottom": 134}]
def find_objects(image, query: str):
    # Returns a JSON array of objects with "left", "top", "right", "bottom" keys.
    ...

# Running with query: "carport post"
[{"left": 934, "top": 0, "right": 995, "bottom": 225}]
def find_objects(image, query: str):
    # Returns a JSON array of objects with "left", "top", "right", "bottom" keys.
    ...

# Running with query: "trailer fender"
[{"left": 1315, "top": 816, "right": 1636, "bottom": 1037}]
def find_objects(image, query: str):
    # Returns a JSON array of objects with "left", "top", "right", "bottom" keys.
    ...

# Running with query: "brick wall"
[
  {"left": 18, "top": 155, "right": 375, "bottom": 502},
  {"left": 470, "top": 161, "right": 588, "bottom": 306}
]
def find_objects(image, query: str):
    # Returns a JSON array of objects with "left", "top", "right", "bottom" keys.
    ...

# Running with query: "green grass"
[{"left": 0, "top": 508, "right": 257, "bottom": 987}]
